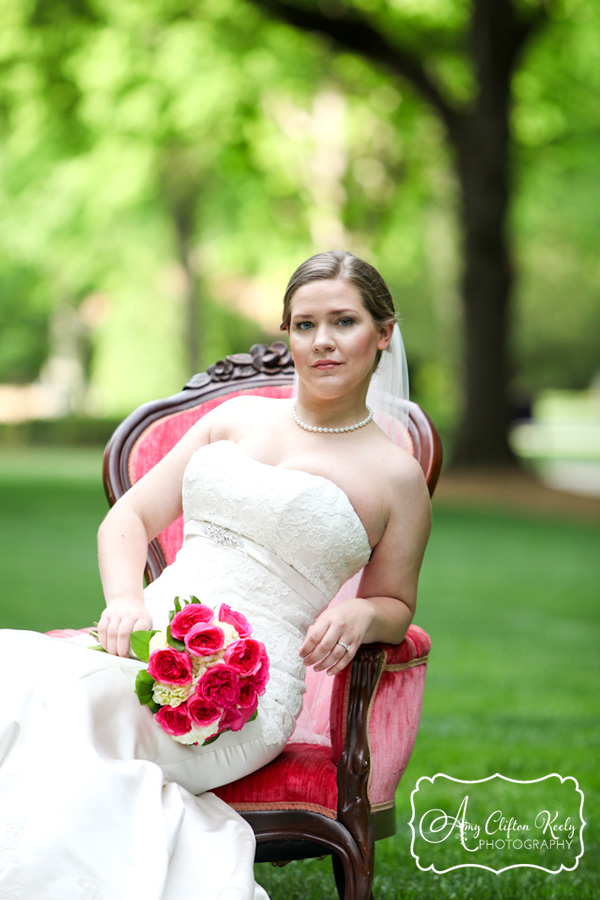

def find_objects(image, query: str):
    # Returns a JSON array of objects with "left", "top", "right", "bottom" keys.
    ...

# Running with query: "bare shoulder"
[
  {"left": 211, "top": 394, "right": 281, "bottom": 417},
  {"left": 358, "top": 435, "right": 431, "bottom": 606},
  {"left": 376, "top": 438, "right": 432, "bottom": 525},
  {"left": 397, "top": 444, "right": 429, "bottom": 489},
  {"left": 376, "top": 434, "right": 429, "bottom": 490},
  {"left": 206, "top": 394, "right": 287, "bottom": 439}
]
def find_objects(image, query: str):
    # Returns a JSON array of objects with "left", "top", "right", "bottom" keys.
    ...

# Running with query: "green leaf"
[
  {"left": 203, "top": 730, "right": 224, "bottom": 746},
  {"left": 136, "top": 686, "right": 154, "bottom": 703},
  {"left": 134, "top": 669, "right": 156, "bottom": 706},
  {"left": 166, "top": 624, "right": 185, "bottom": 651},
  {"left": 129, "top": 629, "right": 159, "bottom": 663},
  {"left": 169, "top": 596, "right": 183, "bottom": 623}
]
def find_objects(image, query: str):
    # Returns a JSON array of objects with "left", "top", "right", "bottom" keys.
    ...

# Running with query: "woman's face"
[{"left": 287, "top": 278, "right": 393, "bottom": 398}]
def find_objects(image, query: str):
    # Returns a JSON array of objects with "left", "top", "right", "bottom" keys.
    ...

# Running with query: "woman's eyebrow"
[{"left": 291, "top": 308, "right": 357, "bottom": 320}]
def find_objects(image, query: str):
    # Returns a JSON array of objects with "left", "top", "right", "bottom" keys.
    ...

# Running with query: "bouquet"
[{"left": 130, "top": 597, "right": 270, "bottom": 746}]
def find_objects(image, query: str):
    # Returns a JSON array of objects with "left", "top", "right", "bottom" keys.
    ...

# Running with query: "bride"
[{"left": 0, "top": 251, "right": 431, "bottom": 899}]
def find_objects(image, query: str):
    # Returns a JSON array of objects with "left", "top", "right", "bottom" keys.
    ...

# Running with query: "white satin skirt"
[{"left": 0, "top": 630, "right": 283, "bottom": 899}]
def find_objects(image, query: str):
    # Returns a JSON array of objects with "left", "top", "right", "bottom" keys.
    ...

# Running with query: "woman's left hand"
[{"left": 299, "top": 597, "right": 376, "bottom": 676}]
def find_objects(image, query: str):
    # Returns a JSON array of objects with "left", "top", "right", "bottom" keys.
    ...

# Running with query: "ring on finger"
[{"left": 337, "top": 640, "right": 351, "bottom": 653}]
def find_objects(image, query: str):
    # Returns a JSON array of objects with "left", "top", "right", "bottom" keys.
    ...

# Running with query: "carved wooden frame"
[{"left": 102, "top": 342, "right": 442, "bottom": 900}]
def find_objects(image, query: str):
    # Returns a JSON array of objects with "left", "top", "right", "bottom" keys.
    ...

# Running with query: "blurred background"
[
  {"left": 0, "top": 0, "right": 598, "bottom": 482},
  {"left": 0, "top": 2, "right": 598, "bottom": 897}
]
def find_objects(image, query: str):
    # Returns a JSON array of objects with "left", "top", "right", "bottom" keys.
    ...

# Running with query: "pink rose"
[
  {"left": 187, "top": 696, "right": 221, "bottom": 729},
  {"left": 249, "top": 650, "right": 270, "bottom": 695},
  {"left": 218, "top": 604, "right": 252, "bottom": 638},
  {"left": 185, "top": 623, "right": 225, "bottom": 657},
  {"left": 220, "top": 702, "right": 257, "bottom": 733},
  {"left": 238, "top": 681, "right": 257, "bottom": 709},
  {"left": 170, "top": 603, "right": 214, "bottom": 640},
  {"left": 155, "top": 704, "right": 192, "bottom": 737},
  {"left": 196, "top": 664, "right": 240, "bottom": 710},
  {"left": 147, "top": 648, "right": 194, "bottom": 685},
  {"left": 224, "top": 638, "right": 263, "bottom": 676},
  {"left": 219, "top": 706, "right": 245, "bottom": 732}
]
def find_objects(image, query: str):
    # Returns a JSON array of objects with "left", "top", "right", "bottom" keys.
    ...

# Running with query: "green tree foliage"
[
  {"left": 512, "top": 0, "right": 600, "bottom": 393},
  {"left": 242, "top": 0, "right": 600, "bottom": 463},
  {"left": 0, "top": 264, "right": 49, "bottom": 383},
  {"left": 0, "top": 0, "right": 597, "bottom": 439},
  {"left": 0, "top": 0, "right": 321, "bottom": 409}
]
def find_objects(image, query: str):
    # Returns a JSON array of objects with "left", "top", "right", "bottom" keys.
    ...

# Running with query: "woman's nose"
[{"left": 312, "top": 324, "right": 335, "bottom": 350}]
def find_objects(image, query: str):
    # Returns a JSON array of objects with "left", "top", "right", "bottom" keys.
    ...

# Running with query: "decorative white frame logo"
[{"left": 409, "top": 773, "right": 585, "bottom": 874}]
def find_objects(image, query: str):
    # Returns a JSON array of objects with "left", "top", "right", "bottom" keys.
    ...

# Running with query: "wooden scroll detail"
[
  {"left": 187, "top": 342, "right": 294, "bottom": 387},
  {"left": 335, "top": 645, "right": 385, "bottom": 899}
]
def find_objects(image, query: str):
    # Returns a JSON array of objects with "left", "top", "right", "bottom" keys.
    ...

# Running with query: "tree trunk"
[
  {"left": 161, "top": 148, "right": 205, "bottom": 376},
  {"left": 172, "top": 206, "right": 203, "bottom": 376},
  {"left": 449, "top": 0, "right": 525, "bottom": 467},
  {"left": 450, "top": 114, "right": 515, "bottom": 467}
]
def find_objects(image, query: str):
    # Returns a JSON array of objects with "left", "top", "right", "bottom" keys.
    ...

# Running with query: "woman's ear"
[{"left": 376, "top": 321, "right": 394, "bottom": 352}]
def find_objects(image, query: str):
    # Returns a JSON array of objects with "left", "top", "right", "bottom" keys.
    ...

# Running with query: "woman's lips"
[{"left": 313, "top": 360, "right": 341, "bottom": 369}]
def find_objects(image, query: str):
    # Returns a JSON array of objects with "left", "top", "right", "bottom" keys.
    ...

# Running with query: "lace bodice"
[
  {"left": 143, "top": 440, "right": 372, "bottom": 746},
  {"left": 183, "top": 441, "right": 372, "bottom": 596}
]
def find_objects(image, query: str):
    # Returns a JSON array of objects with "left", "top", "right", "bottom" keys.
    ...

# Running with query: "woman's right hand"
[{"left": 97, "top": 599, "right": 153, "bottom": 658}]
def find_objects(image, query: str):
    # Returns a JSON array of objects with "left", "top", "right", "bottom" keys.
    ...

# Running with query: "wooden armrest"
[
  {"left": 331, "top": 627, "right": 431, "bottom": 763},
  {"left": 334, "top": 644, "right": 384, "bottom": 871},
  {"left": 332, "top": 628, "right": 431, "bottom": 865}
]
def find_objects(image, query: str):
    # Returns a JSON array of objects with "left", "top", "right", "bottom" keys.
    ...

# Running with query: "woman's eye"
[
  {"left": 337, "top": 317, "right": 354, "bottom": 327},
  {"left": 296, "top": 321, "right": 313, "bottom": 331}
]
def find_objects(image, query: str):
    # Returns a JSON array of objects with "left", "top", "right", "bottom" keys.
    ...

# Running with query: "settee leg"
[
  {"left": 332, "top": 854, "right": 345, "bottom": 899},
  {"left": 331, "top": 853, "right": 375, "bottom": 900}
]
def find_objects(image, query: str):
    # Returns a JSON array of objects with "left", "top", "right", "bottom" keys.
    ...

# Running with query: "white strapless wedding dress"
[{"left": 0, "top": 441, "right": 371, "bottom": 899}]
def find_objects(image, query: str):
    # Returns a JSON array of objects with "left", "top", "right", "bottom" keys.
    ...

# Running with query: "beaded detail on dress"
[{"left": 202, "top": 522, "right": 244, "bottom": 550}]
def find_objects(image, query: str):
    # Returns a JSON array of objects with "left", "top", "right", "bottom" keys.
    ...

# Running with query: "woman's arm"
[
  {"left": 96, "top": 413, "right": 217, "bottom": 657},
  {"left": 96, "top": 394, "right": 283, "bottom": 656},
  {"left": 299, "top": 454, "right": 432, "bottom": 675}
]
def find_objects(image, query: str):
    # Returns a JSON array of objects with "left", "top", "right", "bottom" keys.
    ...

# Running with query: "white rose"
[
  {"left": 191, "top": 657, "right": 208, "bottom": 680},
  {"left": 219, "top": 622, "right": 239, "bottom": 647},
  {"left": 174, "top": 724, "right": 220, "bottom": 746},
  {"left": 152, "top": 683, "right": 194, "bottom": 708},
  {"left": 149, "top": 631, "right": 169, "bottom": 653}
]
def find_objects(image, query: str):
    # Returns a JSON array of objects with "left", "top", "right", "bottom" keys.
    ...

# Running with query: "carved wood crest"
[{"left": 186, "top": 342, "right": 294, "bottom": 388}]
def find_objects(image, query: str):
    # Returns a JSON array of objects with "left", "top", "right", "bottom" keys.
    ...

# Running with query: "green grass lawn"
[
  {"left": 0, "top": 448, "right": 598, "bottom": 899},
  {"left": 0, "top": 448, "right": 108, "bottom": 632}
]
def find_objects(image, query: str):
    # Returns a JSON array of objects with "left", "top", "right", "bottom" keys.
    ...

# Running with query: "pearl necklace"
[{"left": 291, "top": 403, "right": 373, "bottom": 434}]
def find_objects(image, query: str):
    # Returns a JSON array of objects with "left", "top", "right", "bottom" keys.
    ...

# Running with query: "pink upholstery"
[
  {"left": 214, "top": 623, "right": 429, "bottom": 816},
  {"left": 215, "top": 743, "right": 339, "bottom": 818},
  {"left": 330, "top": 625, "right": 430, "bottom": 762},
  {"left": 353, "top": 627, "right": 430, "bottom": 808}
]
